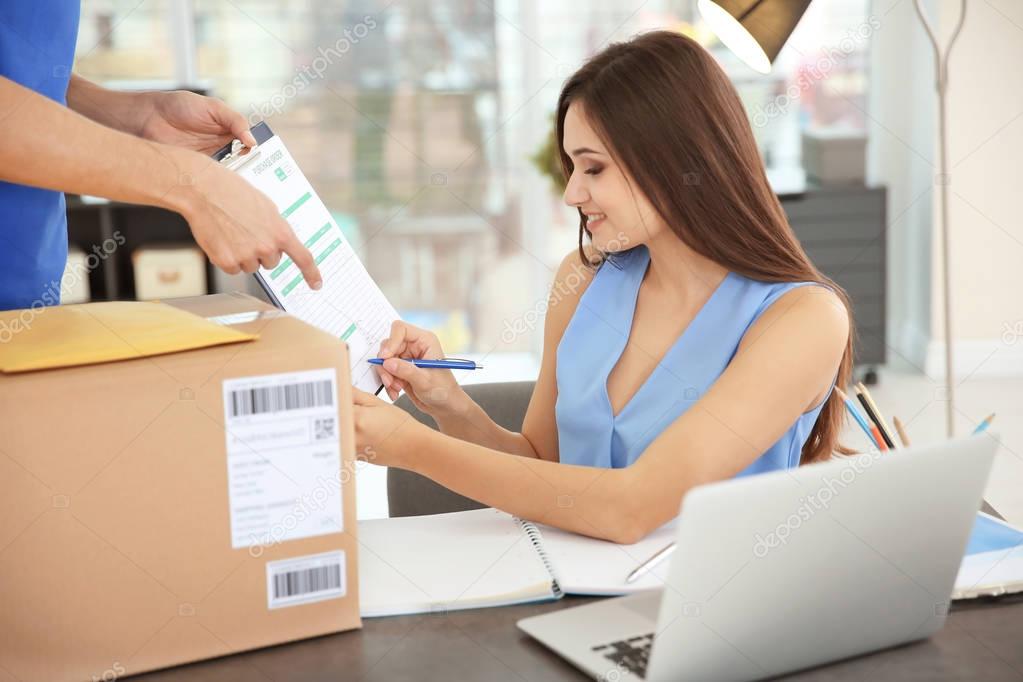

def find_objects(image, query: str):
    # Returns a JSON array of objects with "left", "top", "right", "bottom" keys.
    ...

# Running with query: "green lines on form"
[
  {"left": 281, "top": 273, "right": 305, "bottom": 297},
  {"left": 279, "top": 225, "right": 341, "bottom": 297},
  {"left": 340, "top": 323, "right": 357, "bottom": 341},
  {"left": 270, "top": 222, "right": 334, "bottom": 280},
  {"left": 281, "top": 192, "right": 312, "bottom": 219},
  {"left": 315, "top": 239, "right": 342, "bottom": 265}
]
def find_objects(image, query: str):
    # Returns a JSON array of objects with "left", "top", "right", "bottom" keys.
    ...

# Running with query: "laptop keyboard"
[{"left": 592, "top": 632, "right": 654, "bottom": 678}]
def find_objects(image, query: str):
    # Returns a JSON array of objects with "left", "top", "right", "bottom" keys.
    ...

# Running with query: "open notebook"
[
  {"left": 358, "top": 509, "right": 1023, "bottom": 616},
  {"left": 358, "top": 509, "right": 677, "bottom": 617}
]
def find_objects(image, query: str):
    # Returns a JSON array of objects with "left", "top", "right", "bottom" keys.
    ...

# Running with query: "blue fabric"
[
  {"left": 555, "top": 245, "right": 836, "bottom": 474},
  {"left": 0, "top": 2, "right": 81, "bottom": 310},
  {"left": 965, "top": 513, "right": 1023, "bottom": 556}
]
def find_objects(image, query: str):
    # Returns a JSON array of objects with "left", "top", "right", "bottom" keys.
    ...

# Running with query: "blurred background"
[
  {"left": 71, "top": 0, "right": 869, "bottom": 365},
  {"left": 68, "top": 1, "right": 1023, "bottom": 520}
]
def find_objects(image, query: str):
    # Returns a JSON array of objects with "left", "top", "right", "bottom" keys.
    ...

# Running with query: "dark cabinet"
[{"left": 780, "top": 185, "right": 887, "bottom": 372}]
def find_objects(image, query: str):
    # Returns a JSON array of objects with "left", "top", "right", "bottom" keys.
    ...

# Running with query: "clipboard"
[
  {"left": 213, "top": 121, "right": 280, "bottom": 309},
  {"left": 211, "top": 122, "right": 399, "bottom": 395}
]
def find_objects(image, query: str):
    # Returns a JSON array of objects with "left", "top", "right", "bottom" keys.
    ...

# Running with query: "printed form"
[{"left": 230, "top": 128, "right": 399, "bottom": 393}]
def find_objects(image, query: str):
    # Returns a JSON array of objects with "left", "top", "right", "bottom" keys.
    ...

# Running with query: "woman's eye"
[{"left": 584, "top": 167, "right": 603, "bottom": 176}]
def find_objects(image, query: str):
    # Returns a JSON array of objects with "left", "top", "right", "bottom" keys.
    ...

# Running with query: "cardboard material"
[{"left": 0, "top": 293, "right": 361, "bottom": 682}]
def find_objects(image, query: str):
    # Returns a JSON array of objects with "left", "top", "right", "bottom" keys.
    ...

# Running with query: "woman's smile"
[{"left": 584, "top": 211, "right": 607, "bottom": 229}]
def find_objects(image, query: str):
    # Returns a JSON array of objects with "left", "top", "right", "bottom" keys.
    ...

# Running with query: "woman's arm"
[{"left": 366, "top": 284, "right": 849, "bottom": 544}]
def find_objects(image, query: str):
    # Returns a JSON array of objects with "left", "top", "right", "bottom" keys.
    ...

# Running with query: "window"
[
  {"left": 75, "top": 0, "right": 177, "bottom": 83},
  {"left": 75, "top": 0, "right": 872, "bottom": 371}
]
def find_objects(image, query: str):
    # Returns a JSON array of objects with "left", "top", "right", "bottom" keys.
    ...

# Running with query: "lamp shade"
[{"left": 697, "top": 0, "right": 812, "bottom": 73}]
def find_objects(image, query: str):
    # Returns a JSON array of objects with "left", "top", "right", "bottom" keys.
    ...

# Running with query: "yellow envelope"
[{"left": 0, "top": 300, "right": 258, "bottom": 373}]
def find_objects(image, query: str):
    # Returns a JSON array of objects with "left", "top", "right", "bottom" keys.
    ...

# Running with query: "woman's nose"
[{"left": 563, "top": 174, "right": 588, "bottom": 207}]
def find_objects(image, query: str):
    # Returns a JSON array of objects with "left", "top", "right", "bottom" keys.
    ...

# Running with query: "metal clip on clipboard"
[{"left": 218, "top": 139, "right": 262, "bottom": 172}]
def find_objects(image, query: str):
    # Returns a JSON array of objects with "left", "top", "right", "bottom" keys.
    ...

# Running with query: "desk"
[{"left": 134, "top": 595, "right": 1023, "bottom": 681}]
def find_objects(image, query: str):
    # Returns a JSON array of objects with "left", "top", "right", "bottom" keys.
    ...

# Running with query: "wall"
[
  {"left": 928, "top": 0, "right": 1023, "bottom": 377},
  {"left": 869, "top": 0, "right": 1023, "bottom": 378}
]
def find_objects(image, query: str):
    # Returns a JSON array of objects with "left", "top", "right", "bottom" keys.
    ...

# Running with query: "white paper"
[
  {"left": 222, "top": 368, "right": 344, "bottom": 549},
  {"left": 234, "top": 133, "right": 399, "bottom": 393},
  {"left": 954, "top": 544, "right": 1023, "bottom": 600},
  {"left": 533, "top": 520, "right": 679, "bottom": 595},
  {"left": 357, "top": 509, "right": 556, "bottom": 617}
]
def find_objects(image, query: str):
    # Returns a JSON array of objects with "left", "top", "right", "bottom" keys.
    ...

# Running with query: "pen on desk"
[
  {"left": 972, "top": 413, "right": 995, "bottom": 435},
  {"left": 367, "top": 357, "right": 483, "bottom": 370},
  {"left": 892, "top": 415, "right": 912, "bottom": 448},
  {"left": 626, "top": 542, "right": 677, "bottom": 584},
  {"left": 835, "top": 387, "right": 878, "bottom": 448}
]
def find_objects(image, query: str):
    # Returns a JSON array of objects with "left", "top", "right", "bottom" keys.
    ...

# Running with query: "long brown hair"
[{"left": 555, "top": 30, "right": 856, "bottom": 463}]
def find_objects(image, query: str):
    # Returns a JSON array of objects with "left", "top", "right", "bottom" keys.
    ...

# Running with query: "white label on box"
[
  {"left": 266, "top": 550, "right": 346, "bottom": 609},
  {"left": 222, "top": 368, "right": 343, "bottom": 550}
]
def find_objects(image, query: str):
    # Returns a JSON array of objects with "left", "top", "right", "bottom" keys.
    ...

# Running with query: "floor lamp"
[{"left": 913, "top": 0, "right": 967, "bottom": 439}]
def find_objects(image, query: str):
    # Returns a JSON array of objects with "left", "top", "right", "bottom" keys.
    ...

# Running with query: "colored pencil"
[
  {"left": 870, "top": 424, "right": 889, "bottom": 451},
  {"left": 855, "top": 382, "right": 898, "bottom": 449},
  {"left": 835, "top": 387, "right": 880, "bottom": 448},
  {"left": 855, "top": 390, "right": 896, "bottom": 450},
  {"left": 893, "top": 415, "right": 912, "bottom": 448},
  {"left": 972, "top": 413, "right": 996, "bottom": 435}
]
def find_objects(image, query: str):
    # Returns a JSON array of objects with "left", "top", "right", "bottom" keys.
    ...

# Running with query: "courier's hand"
[
  {"left": 352, "top": 387, "right": 425, "bottom": 467},
  {"left": 132, "top": 91, "right": 323, "bottom": 287},
  {"left": 138, "top": 89, "right": 256, "bottom": 154},
  {"left": 376, "top": 320, "right": 469, "bottom": 417},
  {"left": 169, "top": 154, "right": 323, "bottom": 287}
]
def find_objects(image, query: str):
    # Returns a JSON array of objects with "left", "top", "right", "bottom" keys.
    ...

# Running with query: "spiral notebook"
[{"left": 358, "top": 509, "right": 677, "bottom": 617}]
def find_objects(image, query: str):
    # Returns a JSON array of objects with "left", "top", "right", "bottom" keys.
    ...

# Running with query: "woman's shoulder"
[
  {"left": 542, "top": 247, "right": 604, "bottom": 347},
  {"left": 736, "top": 281, "right": 849, "bottom": 358},
  {"left": 550, "top": 247, "right": 598, "bottom": 308}
]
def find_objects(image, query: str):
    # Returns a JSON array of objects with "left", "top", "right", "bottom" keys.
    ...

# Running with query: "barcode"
[
  {"left": 229, "top": 380, "right": 333, "bottom": 417},
  {"left": 266, "top": 551, "right": 346, "bottom": 609},
  {"left": 273, "top": 563, "right": 341, "bottom": 599}
]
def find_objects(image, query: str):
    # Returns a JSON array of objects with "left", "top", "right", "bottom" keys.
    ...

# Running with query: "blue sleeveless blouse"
[{"left": 555, "top": 245, "right": 836, "bottom": 476}]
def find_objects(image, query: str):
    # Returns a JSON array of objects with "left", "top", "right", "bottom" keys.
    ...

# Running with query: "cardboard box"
[
  {"left": 801, "top": 126, "right": 867, "bottom": 184},
  {"left": 0, "top": 293, "right": 361, "bottom": 682}
]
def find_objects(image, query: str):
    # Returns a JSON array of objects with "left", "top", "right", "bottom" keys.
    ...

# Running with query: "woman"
[{"left": 352, "top": 31, "right": 854, "bottom": 544}]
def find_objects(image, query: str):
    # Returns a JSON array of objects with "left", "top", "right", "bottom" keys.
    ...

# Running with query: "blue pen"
[{"left": 368, "top": 358, "right": 483, "bottom": 370}]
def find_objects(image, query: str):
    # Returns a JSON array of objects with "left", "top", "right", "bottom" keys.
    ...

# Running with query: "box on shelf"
[
  {"left": 132, "top": 245, "right": 207, "bottom": 300},
  {"left": 801, "top": 127, "right": 867, "bottom": 184},
  {"left": 0, "top": 293, "right": 361, "bottom": 682}
]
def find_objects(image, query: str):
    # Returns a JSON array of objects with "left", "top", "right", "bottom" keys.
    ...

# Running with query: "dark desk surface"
[{"left": 135, "top": 595, "right": 1023, "bottom": 682}]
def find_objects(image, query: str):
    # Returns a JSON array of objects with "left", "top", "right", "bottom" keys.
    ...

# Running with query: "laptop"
[{"left": 518, "top": 434, "right": 999, "bottom": 681}]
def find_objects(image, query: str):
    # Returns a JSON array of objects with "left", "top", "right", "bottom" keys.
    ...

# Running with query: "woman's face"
[{"left": 561, "top": 101, "right": 665, "bottom": 253}]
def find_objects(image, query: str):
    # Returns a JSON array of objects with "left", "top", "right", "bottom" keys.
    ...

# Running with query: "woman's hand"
[
  {"left": 352, "top": 387, "right": 427, "bottom": 467},
  {"left": 376, "top": 320, "right": 470, "bottom": 419}
]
